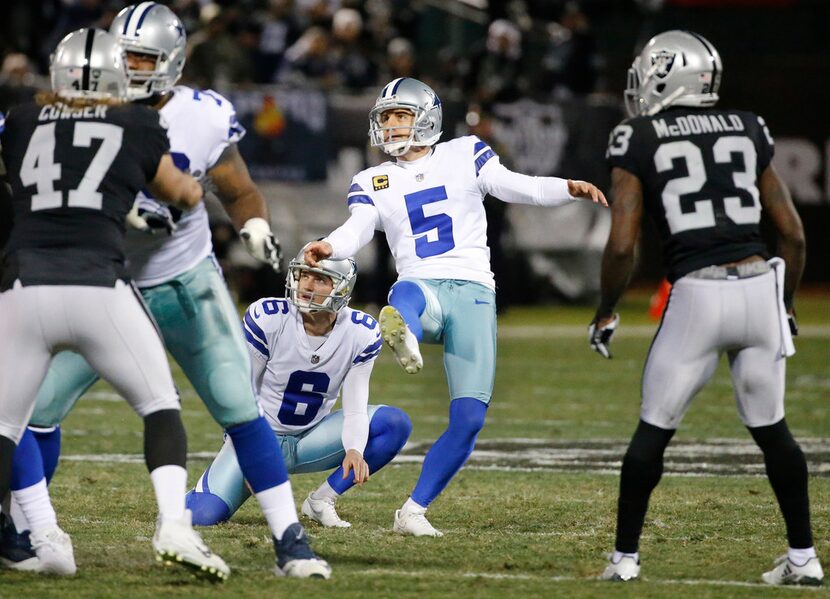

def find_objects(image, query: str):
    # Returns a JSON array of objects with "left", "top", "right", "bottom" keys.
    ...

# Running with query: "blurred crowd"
[{"left": 0, "top": 0, "right": 602, "bottom": 113}]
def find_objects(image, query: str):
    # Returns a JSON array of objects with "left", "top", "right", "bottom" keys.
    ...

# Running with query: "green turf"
[{"left": 6, "top": 293, "right": 829, "bottom": 597}]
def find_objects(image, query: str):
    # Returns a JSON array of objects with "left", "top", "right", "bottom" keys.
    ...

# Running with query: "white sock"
[
  {"left": 9, "top": 495, "right": 31, "bottom": 531},
  {"left": 789, "top": 546, "right": 817, "bottom": 566},
  {"left": 310, "top": 481, "right": 339, "bottom": 502},
  {"left": 612, "top": 550, "right": 639, "bottom": 564},
  {"left": 12, "top": 479, "right": 56, "bottom": 533},
  {"left": 403, "top": 497, "right": 426, "bottom": 514},
  {"left": 255, "top": 481, "right": 299, "bottom": 541},
  {"left": 149, "top": 465, "right": 187, "bottom": 523}
]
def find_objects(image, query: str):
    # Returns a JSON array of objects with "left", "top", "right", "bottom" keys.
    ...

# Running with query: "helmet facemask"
[
  {"left": 285, "top": 261, "right": 356, "bottom": 314},
  {"left": 368, "top": 78, "right": 443, "bottom": 157}
]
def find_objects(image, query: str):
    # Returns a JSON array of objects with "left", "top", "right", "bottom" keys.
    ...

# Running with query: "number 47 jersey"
[
  {"left": 242, "top": 298, "right": 383, "bottom": 435},
  {"left": 606, "top": 107, "right": 774, "bottom": 282}
]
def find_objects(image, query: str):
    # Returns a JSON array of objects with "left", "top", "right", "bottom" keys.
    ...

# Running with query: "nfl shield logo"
[{"left": 311, "top": 355, "right": 320, "bottom": 364}]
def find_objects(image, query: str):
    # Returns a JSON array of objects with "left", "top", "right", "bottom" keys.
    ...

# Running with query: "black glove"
[
  {"left": 787, "top": 311, "right": 798, "bottom": 337},
  {"left": 588, "top": 314, "right": 620, "bottom": 359}
]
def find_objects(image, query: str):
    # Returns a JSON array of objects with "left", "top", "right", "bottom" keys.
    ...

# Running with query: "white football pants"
[
  {"left": 0, "top": 280, "right": 179, "bottom": 443},
  {"left": 641, "top": 269, "right": 789, "bottom": 430}
]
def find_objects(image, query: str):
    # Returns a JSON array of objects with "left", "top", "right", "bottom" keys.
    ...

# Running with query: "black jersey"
[
  {"left": 0, "top": 100, "right": 169, "bottom": 288},
  {"left": 606, "top": 107, "right": 774, "bottom": 282}
]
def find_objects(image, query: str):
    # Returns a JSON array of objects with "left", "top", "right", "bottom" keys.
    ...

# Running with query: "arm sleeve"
[
  {"left": 340, "top": 359, "right": 373, "bottom": 454},
  {"left": 324, "top": 205, "right": 379, "bottom": 260},
  {"left": 478, "top": 157, "right": 574, "bottom": 207}
]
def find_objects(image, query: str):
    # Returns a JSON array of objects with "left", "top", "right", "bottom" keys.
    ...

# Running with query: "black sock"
[
  {"left": 615, "top": 420, "right": 675, "bottom": 553},
  {"left": 748, "top": 418, "right": 813, "bottom": 548},
  {"left": 143, "top": 410, "right": 187, "bottom": 472},
  {"left": 0, "top": 435, "right": 17, "bottom": 507}
]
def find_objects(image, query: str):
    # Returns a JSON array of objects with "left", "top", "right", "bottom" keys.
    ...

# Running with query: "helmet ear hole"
[{"left": 656, "top": 83, "right": 666, "bottom": 93}]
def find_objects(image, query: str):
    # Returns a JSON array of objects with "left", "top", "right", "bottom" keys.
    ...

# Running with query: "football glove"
[
  {"left": 240, "top": 217, "right": 283, "bottom": 273},
  {"left": 787, "top": 311, "right": 799, "bottom": 337},
  {"left": 588, "top": 314, "right": 620, "bottom": 359},
  {"left": 126, "top": 199, "right": 177, "bottom": 236}
]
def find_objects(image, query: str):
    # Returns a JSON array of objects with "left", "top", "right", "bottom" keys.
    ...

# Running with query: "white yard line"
[{"left": 498, "top": 323, "right": 830, "bottom": 339}]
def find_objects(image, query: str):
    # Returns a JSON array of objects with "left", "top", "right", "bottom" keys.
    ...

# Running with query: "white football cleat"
[
  {"left": 302, "top": 493, "right": 351, "bottom": 528},
  {"left": 153, "top": 510, "right": 229, "bottom": 582},
  {"left": 393, "top": 506, "right": 443, "bottom": 538},
  {"left": 600, "top": 554, "right": 640, "bottom": 582},
  {"left": 273, "top": 523, "right": 332, "bottom": 579},
  {"left": 379, "top": 306, "right": 423, "bottom": 374},
  {"left": 762, "top": 555, "right": 824, "bottom": 586},
  {"left": 29, "top": 526, "right": 76, "bottom": 576}
]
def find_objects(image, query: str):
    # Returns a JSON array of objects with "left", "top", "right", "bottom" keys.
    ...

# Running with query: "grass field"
[{"left": 2, "top": 291, "right": 829, "bottom": 598}]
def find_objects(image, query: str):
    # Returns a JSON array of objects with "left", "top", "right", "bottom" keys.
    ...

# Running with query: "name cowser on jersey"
[
  {"left": 348, "top": 135, "right": 499, "bottom": 289},
  {"left": 242, "top": 299, "right": 383, "bottom": 435},
  {"left": 606, "top": 107, "right": 774, "bottom": 282},
  {"left": 126, "top": 86, "right": 245, "bottom": 287},
  {"left": 1, "top": 100, "right": 169, "bottom": 288}
]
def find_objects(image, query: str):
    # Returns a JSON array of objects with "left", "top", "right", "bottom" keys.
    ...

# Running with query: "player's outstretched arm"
[
  {"left": 304, "top": 240, "right": 333, "bottom": 267},
  {"left": 209, "top": 145, "right": 283, "bottom": 271},
  {"left": 589, "top": 167, "right": 643, "bottom": 358},
  {"left": 759, "top": 164, "right": 805, "bottom": 311},
  {"left": 148, "top": 153, "right": 203, "bottom": 209}
]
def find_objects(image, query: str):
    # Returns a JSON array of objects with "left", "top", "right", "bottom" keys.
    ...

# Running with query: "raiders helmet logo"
[
  {"left": 373, "top": 175, "right": 389, "bottom": 191},
  {"left": 650, "top": 50, "right": 676, "bottom": 79}
]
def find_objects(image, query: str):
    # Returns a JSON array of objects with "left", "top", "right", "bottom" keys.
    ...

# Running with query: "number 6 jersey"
[
  {"left": 1, "top": 100, "right": 169, "bottom": 288},
  {"left": 606, "top": 107, "right": 774, "bottom": 282},
  {"left": 242, "top": 298, "right": 383, "bottom": 435}
]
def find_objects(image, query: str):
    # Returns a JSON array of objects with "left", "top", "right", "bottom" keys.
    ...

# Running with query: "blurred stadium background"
[{"left": 3, "top": 0, "right": 829, "bottom": 310}]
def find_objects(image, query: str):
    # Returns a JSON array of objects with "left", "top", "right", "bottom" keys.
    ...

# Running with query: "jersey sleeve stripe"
[
  {"left": 473, "top": 140, "right": 488, "bottom": 154},
  {"left": 244, "top": 328, "right": 270, "bottom": 358},
  {"left": 359, "top": 338, "right": 383, "bottom": 356},
  {"left": 474, "top": 149, "right": 496, "bottom": 176},
  {"left": 347, "top": 195, "right": 375, "bottom": 207},
  {"left": 353, "top": 348, "right": 381, "bottom": 364},
  {"left": 243, "top": 311, "right": 268, "bottom": 346},
  {"left": 349, "top": 183, "right": 364, "bottom": 193}
]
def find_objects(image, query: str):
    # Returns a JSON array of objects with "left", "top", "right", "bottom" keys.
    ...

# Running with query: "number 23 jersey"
[
  {"left": 606, "top": 107, "right": 774, "bottom": 282},
  {"left": 242, "top": 299, "right": 383, "bottom": 435}
]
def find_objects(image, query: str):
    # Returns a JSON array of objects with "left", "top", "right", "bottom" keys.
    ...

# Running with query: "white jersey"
[
  {"left": 126, "top": 86, "right": 245, "bottom": 287},
  {"left": 348, "top": 136, "right": 497, "bottom": 288},
  {"left": 242, "top": 298, "right": 383, "bottom": 435}
]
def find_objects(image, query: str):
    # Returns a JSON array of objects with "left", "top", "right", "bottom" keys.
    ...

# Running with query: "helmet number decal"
[
  {"left": 278, "top": 370, "right": 330, "bottom": 426},
  {"left": 404, "top": 185, "right": 455, "bottom": 259}
]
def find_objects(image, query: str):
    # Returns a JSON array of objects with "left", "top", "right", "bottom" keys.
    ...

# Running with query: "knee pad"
[
  {"left": 186, "top": 490, "right": 232, "bottom": 525},
  {"left": 371, "top": 406, "right": 412, "bottom": 447}
]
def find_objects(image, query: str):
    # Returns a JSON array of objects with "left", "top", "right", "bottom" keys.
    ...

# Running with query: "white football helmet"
[
  {"left": 285, "top": 246, "right": 357, "bottom": 314},
  {"left": 110, "top": 2, "right": 186, "bottom": 100},
  {"left": 50, "top": 28, "right": 129, "bottom": 101},
  {"left": 625, "top": 30, "right": 722, "bottom": 117},
  {"left": 369, "top": 77, "right": 442, "bottom": 156}
]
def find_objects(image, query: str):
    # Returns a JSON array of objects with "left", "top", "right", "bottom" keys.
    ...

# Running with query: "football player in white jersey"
[
  {"left": 3, "top": 3, "right": 330, "bottom": 580},
  {"left": 185, "top": 248, "right": 411, "bottom": 528},
  {"left": 304, "top": 77, "right": 608, "bottom": 536}
]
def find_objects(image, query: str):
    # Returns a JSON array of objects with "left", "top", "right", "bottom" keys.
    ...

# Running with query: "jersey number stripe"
[
  {"left": 20, "top": 122, "right": 123, "bottom": 211},
  {"left": 655, "top": 137, "right": 760, "bottom": 234}
]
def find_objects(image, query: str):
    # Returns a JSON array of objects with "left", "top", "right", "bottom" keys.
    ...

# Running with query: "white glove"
[
  {"left": 588, "top": 314, "right": 620, "bottom": 359},
  {"left": 126, "top": 199, "right": 177, "bottom": 235},
  {"left": 240, "top": 217, "right": 283, "bottom": 272}
]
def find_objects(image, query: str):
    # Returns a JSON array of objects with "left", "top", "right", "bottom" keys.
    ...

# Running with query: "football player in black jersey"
[
  {"left": 0, "top": 28, "right": 229, "bottom": 580},
  {"left": 590, "top": 31, "right": 822, "bottom": 585}
]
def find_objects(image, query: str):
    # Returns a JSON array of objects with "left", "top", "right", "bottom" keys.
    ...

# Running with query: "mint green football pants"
[{"left": 30, "top": 256, "right": 259, "bottom": 428}]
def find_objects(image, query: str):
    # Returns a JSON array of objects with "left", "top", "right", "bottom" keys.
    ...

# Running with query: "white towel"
[{"left": 768, "top": 257, "right": 795, "bottom": 358}]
